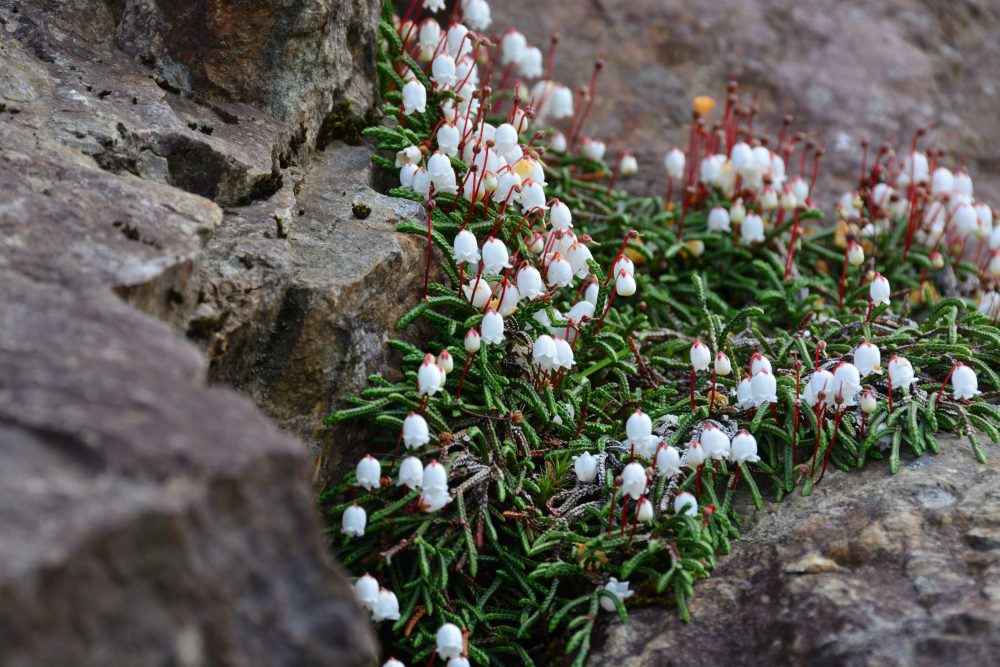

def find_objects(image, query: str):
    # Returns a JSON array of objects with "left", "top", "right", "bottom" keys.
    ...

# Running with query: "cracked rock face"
[{"left": 590, "top": 437, "right": 1000, "bottom": 667}]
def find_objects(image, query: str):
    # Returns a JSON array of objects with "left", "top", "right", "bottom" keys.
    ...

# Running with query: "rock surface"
[
  {"left": 490, "top": 0, "right": 1000, "bottom": 205},
  {"left": 0, "top": 0, "right": 412, "bottom": 664},
  {"left": 191, "top": 144, "right": 430, "bottom": 477},
  {"left": 590, "top": 437, "right": 1000, "bottom": 667}
]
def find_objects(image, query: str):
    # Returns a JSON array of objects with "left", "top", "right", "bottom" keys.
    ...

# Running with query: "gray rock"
[
  {"left": 192, "top": 143, "right": 432, "bottom": 479},
  {"left": 589, "top": 437, "right": 1000, "bottom": 667}
]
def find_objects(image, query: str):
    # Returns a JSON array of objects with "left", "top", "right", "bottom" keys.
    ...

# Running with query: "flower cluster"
[{"left": 325, "top": 1, "right": 1000, "bottom": 665}]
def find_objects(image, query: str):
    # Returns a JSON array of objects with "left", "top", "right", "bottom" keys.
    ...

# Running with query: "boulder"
[{"left": 590, "top": 436, "right": 1000, "bottom": 666}]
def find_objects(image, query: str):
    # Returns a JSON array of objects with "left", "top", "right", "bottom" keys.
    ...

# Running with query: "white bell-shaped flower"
[
  {"left": 790, "top": 175, "right": 809, "bottom": 203},
  {"left": 760, "top": 186, "right": 778, "bottom": 211},
  {"left": 615, "top": 269, "right": 637, "bottom": 296},
  {"left": 664, "top": 148, "right": 685, "bottom": 179},
  {"left": 418, "top": 353, "right": 444, "bottom": 396},
  {"left": 436, "top": 623, "right": 465, "bottom": 660},
  {"left": 518, "top": 45, "right": 543, "bottom": 78},
  {"left": 574, "top": 452, "right": 599, "bottom": 483},
  {"left": 714, "top": 352, "right": 732, "bottom": 376},
  {"left": 412, "top": 167, "right": 432, "bottom": 198},
  {"left": 519, "top": 180, "right": 548, "bottom": 213},
  {"left": 514, "top": 265, "right": 544, "bottom": 300},
  {"left": 899, "top": 150, "right": 929, "bottom": 185},
  {"left": 674, "top": 491, "right": 698, "bottom": 517},
  {"left": 425, "top": 0, "right": 446, "bottom": 11},
  {"left": 887, "top": 355, "right": 916, "bottom": 389},
  {"left": 447, "top": 659, "right": 470, "bottom": 667},
  {"left": 431, "top": 53, "right": 457, "bottom": 86},
  {"left": 931, "top": 167, "right": 954, "bottom": 196},
  {"left": 600, "top": 578, "right": 633, "bottom": 612},
  {"left": 730, "top": 142, "right": 754, "bottom": 175},
  {"left": 551, "top": 200, "right": 573, "bottom": 230},
  {"left": 690, "top": 338, "right": 711, "bottom": 371},
  {"left": 854, "top": 339, "right": 882, "bottom": 376},
  {"left": 481, "top": 237, "right": 512, "bottom": 275},
  {"left": 699, "top": 155, "right": 722, "bottom": 184},
  {"left": 953, "top": 204, "right": 978, "bottom": 239},
  {"left": 583, "top": 138, "right": 606, "bottom": 161},
  {"left": 397, "top": 456, "right": 424, "bottom": 491},
  {"left": 730, "top": 198, "right": 746, "bottom": 224},
  {"left": 636, "top": 497, "right": 654, "bottom": 523},
  {"left": 428, "top": 150, "right": 453, "bottom": 182},
  {"left": 341, "top": 504, "right": 367, "bottom": 537},
  {"left": 402, "top": 80, "right": 427, "bottom": 115},
  {"left": 567, "top": 242, "right": 594, "bottom": 279},
  {"left": 396, "top": 145, "right": 422, "bottom": 167},
  {"left": 445, "top": 23, "right": 472, "bottom": 59},
  {"left": 355, "top": 455, "right": 381, "bottom": 491},
  {"left": 532, "top": 334, "right": 558, "bottom": 370},
  {"left": 731, "top": 430, "right": 760, "bottom": 464},
  {"left": 422, "top": 460, "right": 449, "bottom": 495},
  {"left": 399, "top": 163, "right": 419, "bottom": 189},
  {"left": 832, "top": 362, "right": 862, "bottom": 406},
  {"left": 750, "top": 353, "right": 772, "bottom": 377},
  {"left": 462, "top": 279, "right": 492, "bottom": 309},
  {"left": 952, "top": 363, "right": 980, "bottom": 399},
  {"left": 700, "top": 423, "right": 731, "bottom": 461},
  {"left": 355, "top": 573, "right": 379, "bottom": 610},
  {"left": 751, "top": 370, "right": 777, "bottom": 406},
  {"left": 554, "top": 337, "right": 575, "bottom": 370},
  {"left": 501, "top": 30, "right": 527, "bottom": 65},
  {"left": 420, "top": 488, "right": 452, "bottom": 513},
  {"left": 707, "top": 206, "right": 731, "bottom": 232},
  {"left": 493, "top": 123, "right": 519, "bottom": 155},
  {"left": 550, "top": 131, "right": 567, "bottom": 152},
  {"left": 846, "top": 241, "right": 864, "bottom": 266},
  {"left": 383, "top": 658, "right": 406, "bottom": 667},
  {"left": 496, "top": 281, "right": 520, "bottom": 316},
  {"left": 462, "top": 0, "right": 491, "bottom": 30},
  {"left": 870, "top": 273, "right": 890, "bottom": 306},
  {"left": 736, "top": 377, "right": 754, "bottom": 409},
  {"left": 481, "top": 308, "right": 504, "bottom": 344},
  {"left": 684, "top": 439, "right": 706, "bottom": 468},
  {"left": 567, "top": 300, "right": 596, "bottom": 322},
  {"left": 453, "top": 230, "right": 480, "bottom": 265},
  {"left": 803, "top": 369, "right": 835, "bottom": 408},
  {"left": 463, "top": 330, "right": 480, "bottom": 356},
  {"left": 656, "top": 444, "right": 682, "bottom": 477},
  {"left": 625, "top": 409, "right": 653, "bottom": 450},
  {"left": 860, "top": 389, "right": 878, "bottom": 414},
  {"left": 620, "top": 461, "right": 647, "bottom": 500},
  {"left": 583, "top": 280, "right": 600, "bottom": 306},
  {"left": 402, "top": 412, "right": 430, "bottom": 449},
  {"left": 546, "top": 254, "right": 573, "bottom": 288},
  {"left": 373, "top": 589, "right": 400, "bottom": 622},
  {"left": 620, "top": 153, "right": 638, "bottom": 177},
  {"left": 741, "top": 213, "right": 765, "bottom": 244}
]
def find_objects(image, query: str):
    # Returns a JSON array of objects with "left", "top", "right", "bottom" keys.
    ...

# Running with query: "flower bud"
[
  {"left": 714, "top": 351, "right": 732, "bottom": 376},
  {"left": 464, "top": 328, "right": 481, "bottom": 354},
  {"left": 690, "top": 338, "right": 711, "bottom": 371},
  {"left": 860, "top": 389, "right": 878, "bottom": 414},
  {"left": 636, "top": 497, "right": 654, "bottom": 522},
  {"left": 870, "top": 272, "right": 891, "bottom": 306},
  {"left": 847, "top": 241, "right": 864, "bottom": 266}
]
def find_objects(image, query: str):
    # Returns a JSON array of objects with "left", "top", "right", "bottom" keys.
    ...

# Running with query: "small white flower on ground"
[
  {"left": 342, "top": 504, "right": 367, "bottom": 537},
  {"left": 519, "top": 180, "right": 548, "bottom": 212},
  {"left": 620, "top": 153, "right": 638, "bottom": 176},
  {"left": 546, "top": 254, "right": 573, "bottom": 288},
  {"left": 583, "top": 138, "right": 606, "bottom": 161},
  {"left": 707, "top": 206, "right": 731, "bottom": 232},
  {"left": 532, "top": 334, "right": 558, "bottom": 370},
  {"left": 355, "top": 455, "right": 381, "bottom": 491},
  {"left": 403, "top": 412, "right": 430, "bottom": 449},
  {"left": 464, "top": 328, "right": 481, "bottom": 353},
  {"left": 832, "top": 362, "right": 861, "bottom": 406},
  {"left": 714, "top": 351, "right": 732, "bottom": 376},
  {"left": 615, "top": 269, "right": 637, "bottom": 296},
  {"left": 684, "top": 439, "right": 706, "bottom": 468},
  {"left": 551, "top": 200, "right": 573, "bottom": 230},
  {"left": 463, "top": 280, "right": 492, "bottom": 309},
  {"left": 481, "top": 236, "right": 512, "bottom": 274},
  {"left": 481, "top": 308, "right": 504, "bottom": 344},
  {"left": 402, "top": 80, "right": 426, "bottom": 115},
  {"left": 870, "top": 273, "right": 890, "bottom": 306},
  {"left": 741, "top": 213, "right": 765, "bottom": 244},
  {"left": 751, "top": 370, "right": 777, "bottom": 406},
  {"left": 436, "top": 623, "right": 465, "bottom": 660},
  {"left": 854, "top": 339, "right": 882, "bottom": 376},
  {"left": 736, "top": 377, "right": 754, "bottom": 410},
  {"left": 418, "top": 353, "right": 444, "bottom": 396},
  {"left": 730, "top": 142, "right": 754, "bottom": 175},
  {"left": 373, "top": 589, "right": 400, "bottom": 622},
  {"left": 453, "top": 229, "right": 480, "bottom": 265},
  {"left": 952, "top": 363, "right": 980, "bottom": 399},
  {"left": 600, "top": 578, "right": 633, "bottom": 612},
  {"left": 731, "top": 430, "right": 760, "bottom": 464},
  {"left": 888, "top": 355, "right": 916, "bottom": 390},
  {"left": 515, "top": 265, "right": 545, "bottom": 299},
  {"left": 621, "top": 461, "right": 647, "bottom": 499},
  {"left": 396, "top": 145, "right": 422, "bottom": 167},
  {"left": 636, "top": 497, "right": 654, "bottom": 522},
  {"left": 626, "top": 409, "right": 654, "bottom": 451},
  {"left": 355, "top": 573, "right": 379, "bottom": 611},
  {"left": 656, "top": 444, "right": 682, "bottom": 477},
  {"left": 690, "top": 338, "right": 710, "bottom": 371},
  {"left": 700, "top": 423, "right": 731, "bottom": 461},
  {"left": 518, "top": 45, "right": 543, "bottom": 78},
  {"left": 803, "top": 369, "right": 835, "bottom": 408},
  {"left": 574, "top": 452, "right": 599, "bottom": 483},
  {"left": 674, "top": 491, "right": 698, "bottom": 517},
  {"left": 860, "top": 389, "right": 878, "bottom": 414},
  {"left": 422, "top": 459, "right": 448, "bottom": 493},
  {"left": 664, "top": 148, "right": 685, "bottom": 179},
  {"left": 397, "top": 456, "right": 424, "bottom": 490},
  {"left": 462, "top": 0, "right": 491, "bottom": 30},
  {"left": 501, "top": 30, "right": 527, "bottom": 65}
]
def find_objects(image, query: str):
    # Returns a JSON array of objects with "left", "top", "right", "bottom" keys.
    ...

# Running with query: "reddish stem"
[{"left": 455, "top": 351, "right": 475, "bottom": 400}]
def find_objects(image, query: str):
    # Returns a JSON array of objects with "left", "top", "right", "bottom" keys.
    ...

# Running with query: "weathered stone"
[
  {"left": 1, "top": 3, "right": 292, "bottom": 207},
  {"left": 590, "top": 438, "right": 1000, "bottom": 667},
  {"left": 192, "top": 143, "right": 430, "bottom": 477},
  {"left": 32, "top": 0, "right": 382, "bottom": 148},
  {"left": 490, "top": 0, "right": 1000, "bottom": 204}
]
